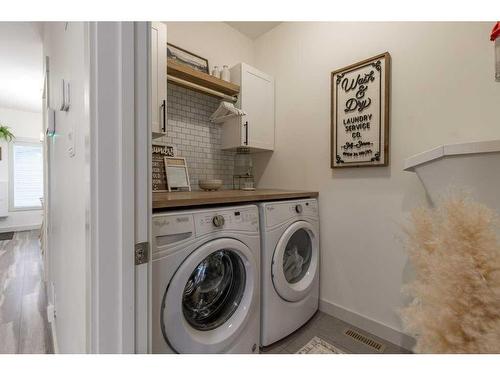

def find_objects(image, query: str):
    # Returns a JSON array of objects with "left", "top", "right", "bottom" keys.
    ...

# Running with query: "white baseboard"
[
  {"left": 319, "top": 299, "right": 416, "bottom": 351},
  {"left": 0, "top": 224, "right": 41, "bottom": 233}
]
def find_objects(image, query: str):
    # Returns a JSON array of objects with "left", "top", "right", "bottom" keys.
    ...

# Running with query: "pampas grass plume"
[{"left": 402, "top": 195, "right": 500, "bottom": 353}]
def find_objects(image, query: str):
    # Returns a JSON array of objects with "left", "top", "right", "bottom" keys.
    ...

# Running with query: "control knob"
[
  {"left": 295, "top": 204, "right": 303, "bottom": 214},
  {"left": 212, "top": 215, "right": 225, "bottom": 228}
]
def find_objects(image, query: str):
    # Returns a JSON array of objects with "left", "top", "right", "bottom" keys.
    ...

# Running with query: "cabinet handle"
[
  {"left": 161, "top": 100, "right": 166, "bottom": 133},
  {"left": 244, "top": 121, "right": 248, "bottom": 145}
]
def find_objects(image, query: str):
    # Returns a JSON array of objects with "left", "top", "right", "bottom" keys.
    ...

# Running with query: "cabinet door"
[
  {"left": 151, "top": 22, "right": 167, "bottom": 135},
  {"left": 241, "top": 64, "right": 274, "bottom": 151}
]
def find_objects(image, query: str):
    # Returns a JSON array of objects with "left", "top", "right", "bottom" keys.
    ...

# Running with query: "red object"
[{"left": 491, "top": 22, "right": 500, "bottom": 41}]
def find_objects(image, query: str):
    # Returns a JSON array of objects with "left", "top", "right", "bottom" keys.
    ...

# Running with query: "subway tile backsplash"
[{"left": 156, "top": 84, "right": 235, "bottom": 190}]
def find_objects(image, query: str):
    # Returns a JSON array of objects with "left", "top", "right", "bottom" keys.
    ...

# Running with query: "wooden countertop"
[{"left": 153, "top": 189, "right": 319, "bottom": 210}]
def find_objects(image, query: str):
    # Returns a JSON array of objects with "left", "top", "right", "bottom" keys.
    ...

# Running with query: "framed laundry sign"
[
  {"left": 152, "top": 142, "right": 175, "bottom": 191},
  {"left": 331, "top": 52, "right": 391, "bottom": 168}
]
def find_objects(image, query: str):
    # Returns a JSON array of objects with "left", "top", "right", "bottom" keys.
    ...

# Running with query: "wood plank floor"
[{"left": 0, "top": 230, "right": 52, "bottom": 354}]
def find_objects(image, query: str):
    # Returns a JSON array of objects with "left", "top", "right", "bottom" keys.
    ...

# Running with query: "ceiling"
[
  {"left": 0, "top": 22, "right": 43, "bottom": 113},
  {"left": 226, "top": 22, "right": 281, "bottom": 39}
]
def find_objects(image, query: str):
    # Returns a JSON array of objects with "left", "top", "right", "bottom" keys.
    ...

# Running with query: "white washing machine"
[
  {"left": 259, "top": 198, "right": 320, "bottom": 347},
  {"left": 152, "top": 205, "right": 260, "bottom": 354}
]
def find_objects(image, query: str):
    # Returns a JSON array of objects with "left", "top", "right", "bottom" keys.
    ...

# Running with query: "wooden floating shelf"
[{"left": 167, "top": 59, "right": 240, "bottom": 98}]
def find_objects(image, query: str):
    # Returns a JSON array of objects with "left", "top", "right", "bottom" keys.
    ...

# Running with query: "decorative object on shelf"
[
  {"left": 211, "top": 65, "right": 221, "bottom": 79},
  {"left": 331, "top": 52, "right": 391, "bottom": 168},
  {"left": 152, "top": 142, "right": 175, "bottom": 191},
  {"left": 167, "top": 43, "right": 209, "bottom": 74},
  {"left": 167, "top": 59, "right": 239, "bottom": 102},
  {"left": 210, "top": 101, "right": 246, "bottom": 123},
  {"left": 233, "top": 175, "right": 255, "bottom": 190},
  {"left": 233, "top": 147, "right": 255, "bottom": 190},
  {"left": 199, "top": 179, "right": 223, "bottom": 191},
  {"left": 0, "top": 124, "right": 15, "bottom": 161},
  {"left": 221, "top": 65, "right": 231, "bottom": 82},
  {"left": 164, "top": 156, "right": 191, "bottom": 192},
  {"left": 491, "top": 22, "right": 500, "bottom": 82}
]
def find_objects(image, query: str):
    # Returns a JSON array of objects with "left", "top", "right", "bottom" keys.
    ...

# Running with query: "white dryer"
[
  {"left": 259, "top": 198, "right": 320, "bottom": 347},
  {"left": 152, "top": 205, "right": 260, "bottom": 353}
]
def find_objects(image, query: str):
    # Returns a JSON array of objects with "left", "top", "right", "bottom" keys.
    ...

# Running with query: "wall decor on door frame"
[
  {"left": 152, "top": 142, "right": 175, "bottom": 192},
  {"left": 331, "top": 52, "right": 391, "bottom": 168},
  {"left": 167, "top": 43, "right": 209, "bottom": 74}
]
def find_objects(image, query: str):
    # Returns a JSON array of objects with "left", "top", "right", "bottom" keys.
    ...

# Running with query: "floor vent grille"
[{"left": 344, "top": 329, "right": 385, "bottom": 352}]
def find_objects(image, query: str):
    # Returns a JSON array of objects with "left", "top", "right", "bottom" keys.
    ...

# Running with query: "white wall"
[
  {"left": 43, "top": 22, "right": 90, "bottom": 353},
  {"left": 165, "top": 22, "right": 255, "bottom": 69},
  {"left": 252, "top": 22, "right": 500, "bottom": 341},
  {"left": 0, "top": 22, "right": 44, "bottom": 112},
  {"left": 0, "top": 107, "right": 43, "bottom": 232}
]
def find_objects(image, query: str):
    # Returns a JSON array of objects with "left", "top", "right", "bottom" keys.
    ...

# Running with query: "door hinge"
[{"left": 135, "top": 242, "right": 150, "bottom": 265}]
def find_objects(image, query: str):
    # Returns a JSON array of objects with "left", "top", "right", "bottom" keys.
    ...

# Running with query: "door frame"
[
  {"left": 87, "top": 21, "right": 151, "bottom": 353},
  {"left": 133, "top": 21, "right": 152, "bottom": 354}
]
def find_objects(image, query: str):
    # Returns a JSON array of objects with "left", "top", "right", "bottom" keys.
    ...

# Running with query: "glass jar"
[
  {"left": 211, "top": 66, "right": 220, "bottom": 79},
  {"left": 221, "top": 65, "right": 230, "bottom": 82},
  {"left": 234, "top": 147, "right": 253, "bottom": 177}
]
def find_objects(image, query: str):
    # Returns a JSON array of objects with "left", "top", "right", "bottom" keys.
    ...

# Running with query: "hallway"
[{"left": 0, "top": 231, "right": 52, "bottom": 354}]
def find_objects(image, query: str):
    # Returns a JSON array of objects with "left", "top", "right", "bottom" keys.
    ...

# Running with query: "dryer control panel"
[{"left": 264, "top": 199, "right": 318, "bottom": 228}]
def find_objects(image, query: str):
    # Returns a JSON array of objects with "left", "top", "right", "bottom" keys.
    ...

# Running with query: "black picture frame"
[{"left": 167, "top": 43, "right": 209, "bottom": 74}]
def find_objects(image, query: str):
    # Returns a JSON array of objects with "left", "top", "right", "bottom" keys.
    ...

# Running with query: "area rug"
[
  {"left": 296, "top": 336, "right": 345, "bottom": 354},
  {"left": 0, "top": 232, "right": 14, "bottom": 241}
]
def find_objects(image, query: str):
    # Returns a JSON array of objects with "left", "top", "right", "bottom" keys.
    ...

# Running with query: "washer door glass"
[
  {"left": 182, "top": 249, "right": 246, "bottom": 331},
  {"left": 282, "top": 228, "right": 312, "bottom": 284}
]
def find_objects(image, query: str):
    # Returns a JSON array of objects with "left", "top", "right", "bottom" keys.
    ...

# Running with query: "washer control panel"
[
  {"left": 195, "top": 207, "right": 259, "bottom": 236},
  {"left": 153, "top": 214, "right": 194, "bottom": 237}
]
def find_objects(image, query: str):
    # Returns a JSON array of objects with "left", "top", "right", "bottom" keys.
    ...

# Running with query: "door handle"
[
  {"left": 161, "top": 100, "right": 166, "bottom": 133},
  {"left": 244, "top": 121, "right": 248, "bottom": 145}
]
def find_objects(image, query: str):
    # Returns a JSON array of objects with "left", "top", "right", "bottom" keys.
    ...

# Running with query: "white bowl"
[{"left": 199, "top": 179, "right": 223, "bottom": 191}]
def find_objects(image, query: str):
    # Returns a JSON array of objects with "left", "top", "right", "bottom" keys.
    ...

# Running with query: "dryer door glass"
[
  {"left": 182, "top": 249, "right": 246, "bottom": 331},
  {"left": 282, "top": 228, "right": 312, "bottom": 284}
]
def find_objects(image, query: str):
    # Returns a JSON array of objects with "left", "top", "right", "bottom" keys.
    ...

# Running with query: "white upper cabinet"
[
  {"left": 151, "top": 22, "right": 167, "bottom": 138},
  {"left": 221, "top": 63, "right": 275, "bottom": 152}
]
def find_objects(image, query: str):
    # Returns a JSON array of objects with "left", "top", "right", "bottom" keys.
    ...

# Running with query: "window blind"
[{"left": 11, "top": 142, "right": 43, "bottom": 209}]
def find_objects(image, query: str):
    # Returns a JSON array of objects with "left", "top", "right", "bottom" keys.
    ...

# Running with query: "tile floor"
[
  {"left": 261, "top": 311, "right": 412, "bottom": 354},
  {"left": 0, "top": 230, "right": 52, "bottom": 354}
]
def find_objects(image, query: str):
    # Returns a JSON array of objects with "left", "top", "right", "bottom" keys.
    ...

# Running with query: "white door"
[
  {"left": 150, "top": 22, "right": 167, "bottom": 136},
  {"left": 162, "top": 238, "right": 257, "bottom": 353},
  {"left": 272, "top": 221, "right": 319, "bottom": 302},
  {"left": 241, "top": 64, "right": 274, "bottom": 151}
]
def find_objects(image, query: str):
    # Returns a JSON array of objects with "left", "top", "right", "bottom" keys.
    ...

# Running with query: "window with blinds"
[{"left": 9, "top": 141, "right": 43, "bottom": 210}]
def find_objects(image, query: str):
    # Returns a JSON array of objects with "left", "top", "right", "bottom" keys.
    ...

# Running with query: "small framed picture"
[
  {"left": 167, "top": 43, "right": 209, "bottom": 74},
  {"left": 164, "top": 156, "right": 191, "bottom": 192}
]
